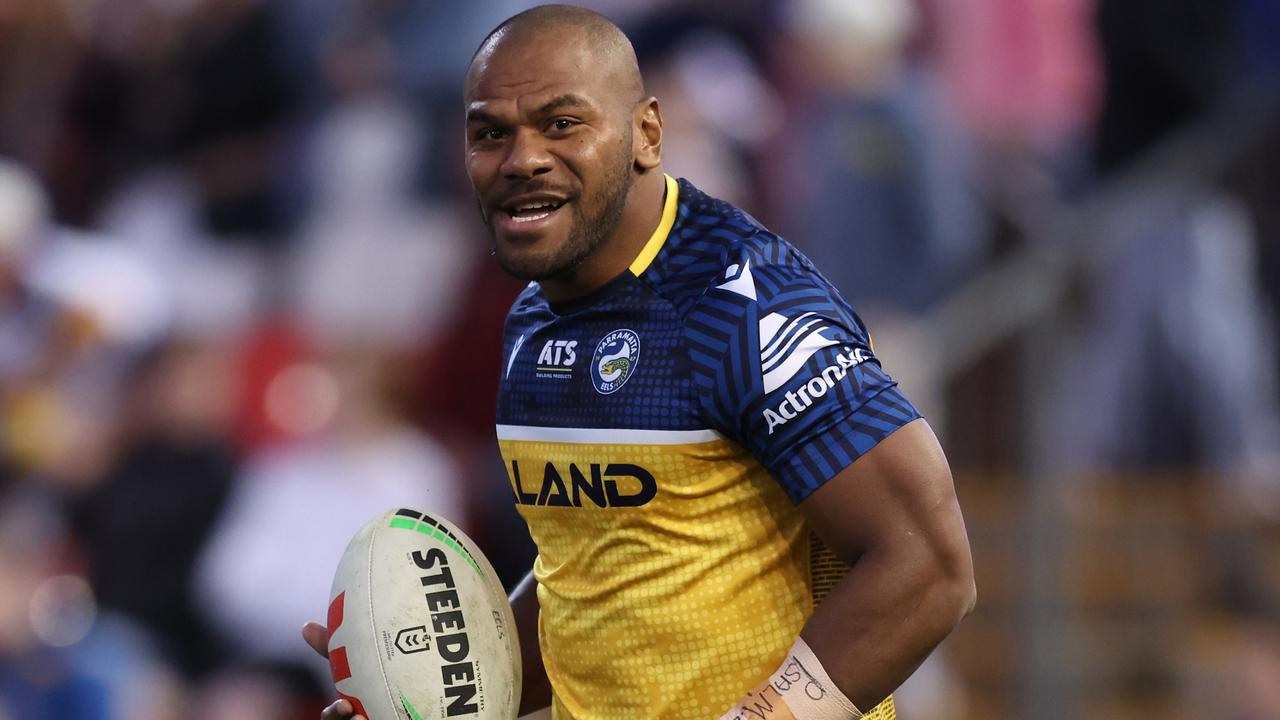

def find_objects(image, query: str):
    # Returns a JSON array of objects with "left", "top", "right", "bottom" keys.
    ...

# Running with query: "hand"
[{"left": 302, "top": 621, "right": 366, "bottom": 720}]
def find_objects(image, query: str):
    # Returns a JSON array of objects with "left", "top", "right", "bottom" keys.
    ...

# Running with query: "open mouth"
[{"left": 504, "top": 199, "right": 568, "bottom": 224}]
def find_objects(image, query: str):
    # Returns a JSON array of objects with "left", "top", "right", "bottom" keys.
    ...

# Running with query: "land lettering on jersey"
[
  {"left": 762, "top": 346, "right": 870, "bottom": 435},
  {"left": 411, "top": 549, "right": 481, "bottom": 717},
  {"left": 510, "top": 460, "right": 657, "bottom": 507}
]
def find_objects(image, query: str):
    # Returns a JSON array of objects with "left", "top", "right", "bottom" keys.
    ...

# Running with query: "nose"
[{"left": 500, "top": 127, "right": 554, "bottom": 180}]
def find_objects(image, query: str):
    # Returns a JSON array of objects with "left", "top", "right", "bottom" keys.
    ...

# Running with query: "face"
[{"left": 465, "top": 32, "right": 638, "bottom": 282}]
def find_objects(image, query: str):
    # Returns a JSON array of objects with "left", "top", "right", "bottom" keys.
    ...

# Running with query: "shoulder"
[
  {"left": 658, "top": 182, "right": 880, "bottom": 431},
  {"left": 501, "top": 281, "right": 550, "bottom": 338},
  {"left": 646, "top": 178, "right": 843, "bottom": 322},
  {"left": 507, "top": 281, "right": 545, "bottom": 316}
]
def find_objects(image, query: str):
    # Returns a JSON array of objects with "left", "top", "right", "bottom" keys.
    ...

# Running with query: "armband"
[{"left": 718, "top": 637, "right": 864, "bottom": 720}]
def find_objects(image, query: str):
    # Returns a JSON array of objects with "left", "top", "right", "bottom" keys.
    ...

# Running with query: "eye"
[
  {"left": 548, "top": 118, "right": 578, "bottom": 133},
  {"left": 474, "top": 127, "right": 506, "bottom": 142}
]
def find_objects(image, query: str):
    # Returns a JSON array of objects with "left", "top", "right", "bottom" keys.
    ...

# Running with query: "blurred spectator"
[
  {"left": 292, "top": 23, "right": 477, "bottom": 351},
  {"left": 48, "top": 0, "right": 297, "bottom": 236},
  {"left": 0, "top": 469, "right": 181, "bottom": 720},
  {"left": 0, "top": 159, "right": 58, "bottom": 386},
  {"left": 45, "top": 0, "right": 184, "bottom": 226},
  {"left": 194, "top": 344, "right": 464, "bottom": 682},
  {"left": 281, "top": 0, "right": 539, "bottom": 198},
  {"left": 67, "top": 339, "right": 240, "bottom": 680},
  {"left": 1094, "top": 0, "right": 1234, "bottom": 172},
  {"left": 763, "top": 0, "right": 977, "bottom": 441},
  {"left": 0, "top": 158, "right": 166, "bottom": 489},
  {"left": 97, "top": 168, "right": 270, "bottom": 341},
  {"left": 190, "top": 662, "right": 325, "bottom": 720},
  {"left": 918, "top": 0, "right": 1100, "bottom": 159},
  {"left": 0, "top": 480, "right": 107, "bottom": 720},
  {"left": 629, "top": 7, "right": 780, "bottom": 209},
  {"left": 641, "top": 31, "right": 780, "bottom": 208},
  {"left": 0, "top": 1, "right": 80, "bottom": 182},
  {"left": 1044, "top": 0, "right": 1280, "bottom": 508},
  {"left": 1051, "top": 192, "right": 1280, "bottom": 504},
  {"left": 171, "top": 0, "right": 298, "bottom": 238},
  {"left": 776, "top": 0, "right": 985, "bottom": 316}
]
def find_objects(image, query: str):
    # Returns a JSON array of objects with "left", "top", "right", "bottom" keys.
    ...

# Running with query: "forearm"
[
  {"left": 511, "top": 569, "right": 553, "bottom": 715},
  {"left": 801, "top": 526, "right": 976, "bottom": 711}
]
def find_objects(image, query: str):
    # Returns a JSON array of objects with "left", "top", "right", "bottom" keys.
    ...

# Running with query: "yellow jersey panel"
[{"left": 499, "top": 431, "right": 810, "bottom": 719}]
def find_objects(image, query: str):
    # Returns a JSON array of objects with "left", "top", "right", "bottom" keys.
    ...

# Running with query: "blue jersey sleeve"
[{"left": 683, "top": 243, "right": 921, "bottom": 503}]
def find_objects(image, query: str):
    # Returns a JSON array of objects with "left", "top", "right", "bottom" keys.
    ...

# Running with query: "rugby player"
[{"left": 304, "top": 5, "right": 976, "bottom": 719}]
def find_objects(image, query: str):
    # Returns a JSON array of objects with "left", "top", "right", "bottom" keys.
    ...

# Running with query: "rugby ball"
[{"left": 327, "top": 508, "right": 521, "bottom": 720}]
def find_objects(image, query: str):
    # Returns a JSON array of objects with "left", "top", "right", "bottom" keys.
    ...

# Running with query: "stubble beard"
[{"left": 484, "top": 135, "right": 635, "bottom": 283}]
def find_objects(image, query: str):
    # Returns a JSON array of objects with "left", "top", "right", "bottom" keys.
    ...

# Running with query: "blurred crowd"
[{"left": 0, "top": 0, "right": 1276, "bottom": 718}]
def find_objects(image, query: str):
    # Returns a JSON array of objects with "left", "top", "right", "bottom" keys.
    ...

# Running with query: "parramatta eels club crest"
[{"left": 591, "top": 329, "right": 640, "bottom": 395}]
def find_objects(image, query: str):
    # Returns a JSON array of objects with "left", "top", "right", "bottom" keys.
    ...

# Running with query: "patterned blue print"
[{"left": 496, "top": 177, "right": 921, "bottom": 502}]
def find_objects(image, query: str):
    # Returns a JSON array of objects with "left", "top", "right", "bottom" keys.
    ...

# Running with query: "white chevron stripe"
[
  {"left": 761, "top": 330, "right": 841, "bottom": 393},
  {"left": 760, "top": 311, "right": 817, "bottom": 358},
  {"left": 762, "top": 317, "right": 827, "bottom": 372},
  {"left": 505, "top": 334, "right": 526, "bottom": 379}
]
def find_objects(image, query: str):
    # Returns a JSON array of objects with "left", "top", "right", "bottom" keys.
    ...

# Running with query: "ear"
[{"left": 633, "top": 97, "right": 663, "bottom": 171}]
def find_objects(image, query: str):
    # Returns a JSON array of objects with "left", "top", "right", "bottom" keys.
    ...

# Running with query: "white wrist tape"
[{"left": 718, "top": 637, "right": 864, "bottom": 720}]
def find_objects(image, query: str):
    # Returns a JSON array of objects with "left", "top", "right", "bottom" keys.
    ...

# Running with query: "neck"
[{"left": 540, "top": 168, "right": 666, "bottom": 303}]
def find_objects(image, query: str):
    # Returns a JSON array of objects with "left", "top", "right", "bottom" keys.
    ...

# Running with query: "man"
[{"left": 304, "top": 5, "right": 975, "bottom": 719}]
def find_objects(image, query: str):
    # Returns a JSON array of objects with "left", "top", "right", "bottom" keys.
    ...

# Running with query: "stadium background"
[{"left": 0, "top": 0, "right": 1277, "bottom": 717}]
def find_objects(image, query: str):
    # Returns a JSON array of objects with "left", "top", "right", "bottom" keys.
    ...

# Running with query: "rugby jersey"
[{"left": 496, "top": 174, "right": 918, "bottom": 720}]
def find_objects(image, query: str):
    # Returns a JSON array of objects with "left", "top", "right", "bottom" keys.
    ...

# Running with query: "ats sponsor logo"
[
  {"left": 509, "top": 460, "right": 657, "bottom": 507},
  {"left": 535, "top": 339, "right": 577, "bottom": 380},
  {"left": 763, "top": 346, "right": 871, "bottom": 435}
]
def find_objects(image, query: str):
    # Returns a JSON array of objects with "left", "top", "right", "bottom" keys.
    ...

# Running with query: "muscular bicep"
[
  {"left": 800, "top": 418, "right": 971, "bottom": 583},
  {"left": 795, "top": 418, "right": 975, "bottom": 710}
]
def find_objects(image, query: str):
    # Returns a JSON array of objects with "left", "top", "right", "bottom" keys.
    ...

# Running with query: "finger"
[
  {"left": 302, "top": 621, "right": 331, "bottom": 659},
  {"left": 320, "top": 699, "right": 355, "bottom": 720}
]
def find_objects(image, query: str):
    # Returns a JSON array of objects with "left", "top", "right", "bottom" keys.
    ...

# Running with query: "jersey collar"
[{"left": 627, "top": 173, "right": 680, "bottom": 277}]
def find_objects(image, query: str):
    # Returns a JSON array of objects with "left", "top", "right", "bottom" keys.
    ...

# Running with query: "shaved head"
[
  {"left": 467, "top": 4, "right": 644, "bottom": 107},
  {"left": 463, "top": 4, "right": 665, "bottom": 298}
]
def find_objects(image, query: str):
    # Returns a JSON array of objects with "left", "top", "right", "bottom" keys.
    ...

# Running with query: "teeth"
[
  {"left": 510, "top": 209, "right": 553, "bottom": 223},
  {"left": 506, "top": 200, "right": 563, "bottom": 223}
]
